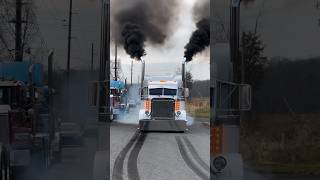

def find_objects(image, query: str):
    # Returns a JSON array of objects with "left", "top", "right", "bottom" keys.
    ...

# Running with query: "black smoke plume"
[
  {"left": 184, "top": 18, "right": 210, "bottom": 62},
  {"left": 112, "top": 0, "right": 178, "bottom": 60},
  {"left": 184, "top": 0, "right": 210, "bottom": 62},
  {"left": 121, "top": 23, "right": 146, "bottom": 60}
]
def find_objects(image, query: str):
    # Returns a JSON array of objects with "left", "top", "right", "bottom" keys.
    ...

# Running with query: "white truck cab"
[{"left": 138, "top": 75, "right": 188, "bottom": 132}]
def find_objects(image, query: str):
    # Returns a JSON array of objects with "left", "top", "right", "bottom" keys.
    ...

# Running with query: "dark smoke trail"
[
  {"left": 112, "top": 0, "right": 178, "bottom": 60},
  {"left": 184, "top": 0, "right": 210, "bottom": 62},
  {"left": 184, "top": 18, "right": 210, "bottom": 62},
  {"left": 121, "top": 23, "right": 146, "bottom": 59}
]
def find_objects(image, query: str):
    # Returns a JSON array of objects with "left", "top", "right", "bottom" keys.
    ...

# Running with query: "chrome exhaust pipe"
[
  {"left": 140, "top": 57, "right": 145, "bottom": 91},
  {"left": 182, "top": 58, "right": 186, "bottom": 88}
]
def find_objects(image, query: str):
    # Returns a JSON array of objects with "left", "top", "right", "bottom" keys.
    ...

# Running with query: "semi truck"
[
  {"left": 0, "top": 62, "right": 61, "bottom": 179},
  {"left": 110, "top": 80, "right": 127, "bottom": 120},
  {"left": 138, "top": 59, "right": 189, "bottom": 132},
  {"left": 210, "top": 43, "right": 251, "bottom": 180}
]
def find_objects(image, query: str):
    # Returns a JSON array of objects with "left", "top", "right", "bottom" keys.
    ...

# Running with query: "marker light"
[
  {"left": 175, "top": 100, "right": 180, "bottom": 111},
  {"left": 211, "top": 126, "right": 223, "bottom": 155},
  {"left": 144, "top": 100, "right": 151, "bottom": 111}
]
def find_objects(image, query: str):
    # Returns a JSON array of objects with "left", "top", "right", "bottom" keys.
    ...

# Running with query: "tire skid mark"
[
  {"left": 112, "top": 130, "right": 140, "bottom": 180},
  {"left": 175, "top": 136, "right": 209, "bottom": 180},
  {"left": 182, "top": 136, "right": 210, "bottom": 173},
  {"left": 127, "top": 132, "right": 147, "bottom": 180}
]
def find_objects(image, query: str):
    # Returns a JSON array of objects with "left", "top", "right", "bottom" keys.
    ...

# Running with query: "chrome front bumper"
[{"left": 139, "top": 119, "right": 187, "bottom": 132}]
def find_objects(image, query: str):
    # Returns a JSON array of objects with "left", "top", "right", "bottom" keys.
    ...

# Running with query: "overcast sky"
[
  {"left": 34, "top": 0, "right": 320, "bottom": 81},
  {"left": 34, "top": 0, "right": 210, "bottom": 81}
]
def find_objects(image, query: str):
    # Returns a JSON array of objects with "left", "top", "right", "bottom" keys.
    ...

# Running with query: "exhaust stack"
[
  {"left": 140, "top": 57, "right": 145, "bottom": 90},
  {"left": 182, "top": 59, "right": 186, "bottom": 88}
]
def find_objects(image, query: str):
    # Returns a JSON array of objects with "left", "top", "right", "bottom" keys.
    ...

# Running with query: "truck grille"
[{"left": 151, "top": 98, "right": 175, "bottom": 120}]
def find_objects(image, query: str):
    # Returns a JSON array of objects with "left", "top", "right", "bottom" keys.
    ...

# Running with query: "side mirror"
[
  {"left": 140, "top": 87, "right": 148, "bottom": 100},
  {"left": 184, "top": 88, "right": 189, "bottom": 98}
]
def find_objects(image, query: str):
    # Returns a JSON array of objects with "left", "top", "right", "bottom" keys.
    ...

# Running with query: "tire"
[{"left": 110, "top": 108, "right": 114, "bottom": 121}]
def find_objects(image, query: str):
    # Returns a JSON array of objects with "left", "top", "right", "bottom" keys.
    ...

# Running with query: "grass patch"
[
  {"left": 250, "top": 162, "right": 320, "bottom": 176},
  {"left": 186, "top": 98, "right": 210, "bottom": 119},
  {"left": 241, "top": 114, "right": 320, "bottom": 176}
]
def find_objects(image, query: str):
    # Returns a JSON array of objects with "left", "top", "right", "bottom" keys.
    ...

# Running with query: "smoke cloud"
[
  {"left": 112, "top": 0, "right": 179, "bottom": 60},
  {"left": 184, "top": 0, "right": 210, "bottom": 62},
  {"left": 193, "top": 0, "right": 210, "bottom": 22},
  {"left": 184, "top": 18, "right": 210, "bottom": 62}
]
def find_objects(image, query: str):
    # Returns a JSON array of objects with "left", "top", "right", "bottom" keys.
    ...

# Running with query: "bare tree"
[
  {"left": 241, "top": 31, "right": 267, "bottom": 89},
  {"left": 0, "top": 0, "right": 46, "bottom": 61}
]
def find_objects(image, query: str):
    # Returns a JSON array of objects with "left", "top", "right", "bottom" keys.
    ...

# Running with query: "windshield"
[
  {"left": 0, "top": 87, "right": 19, "bottom": 106},
  {"left": 149, "top": 88, "right": 163, "bottom": 95},
  {"left": 164, "top": 88, "right": 177, "bottom": 96},
  {"left": 149, "top": 88, "right": 177, "bottom": 96}
]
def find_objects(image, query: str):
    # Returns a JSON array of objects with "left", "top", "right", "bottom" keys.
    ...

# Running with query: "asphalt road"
[
  {"left": 111, "top": 117, "right": 210, "bottom": 180},
  {"left": 14, "top": 116, "right": 319, "bottom": 180},
  {"left": 15, "top": 136, "right": 97, "bottom": 180}
]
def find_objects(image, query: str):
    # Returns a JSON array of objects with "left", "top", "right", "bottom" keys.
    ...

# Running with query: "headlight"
[
  {"left": 176, "top": 111, "right": 181, "bottom": 117},
  {"left": 213, "top": 156, "right": 227, "bottom": 171},
  {"left": 145, "top": 111, "right": 150, "bottom": 116}
]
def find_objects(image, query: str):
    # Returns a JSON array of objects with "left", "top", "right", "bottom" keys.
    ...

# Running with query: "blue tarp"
[
  {"left": 110, "top": 80, "right": 125, "bottom": 90},
  {"left": 0, "top": 62, "right": 44, "bottom": 86}
]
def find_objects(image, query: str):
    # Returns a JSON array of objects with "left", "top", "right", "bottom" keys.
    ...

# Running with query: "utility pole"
[
  {"left": 93, "top": 1, "right": 110, "bottom": 180},
  {"left": 91, "top": 43, "right": 94, "bottom": 72},
  {"left": 130, "top": 60, "right": 133, "bottom": 86},
  {"left": 114, "top": 41, "right": 118, "bottom": 81},
  {"left": 231, "top": 0, "right": 241, "bottom": 84},
  {"left": 15, "top": 0, "right": 22, "bottom": 61},
  {"left": 230, "top": 0, "right": 241, "bottom": 152},
  {"left": 66, "top": 0, "right": 73, "bottom": 77},
  {"left": 48, "top": 50, "right": 54, "bottom": 139},
  {"left": 97, "top": 0, "right": 110, "bottom": 144}
]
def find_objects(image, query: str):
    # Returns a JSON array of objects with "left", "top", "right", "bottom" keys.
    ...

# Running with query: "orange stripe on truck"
[
  {"left": 211, "top": 126, "right": 223, "bottom": 155},
  {"left": 144, "top": 100, "right": 151, "bottom": 111},
  {"left": 175, "top": 100, "right": 180, "bottom": 111}
]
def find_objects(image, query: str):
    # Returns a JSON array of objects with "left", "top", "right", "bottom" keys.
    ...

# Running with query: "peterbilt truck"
[
  {"left": 0, "top": 62, "right": 60, "bottom": 179},
  {"left": 110, "top": 80, "right": 127, "bottom": 120},
  {"left": 138, "top": 59, "right": 189, "bottom": 132}
]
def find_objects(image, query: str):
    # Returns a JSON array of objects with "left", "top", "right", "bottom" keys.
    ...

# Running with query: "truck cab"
[
  {"left": 110, "top": 80, "right": 127, "bottom": 119},
  {"left": 138, "top": 75, "right": 188, "bottom": 132},
  {"left": 0, "top": 81, "right": 32, "bottom": 167}
]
